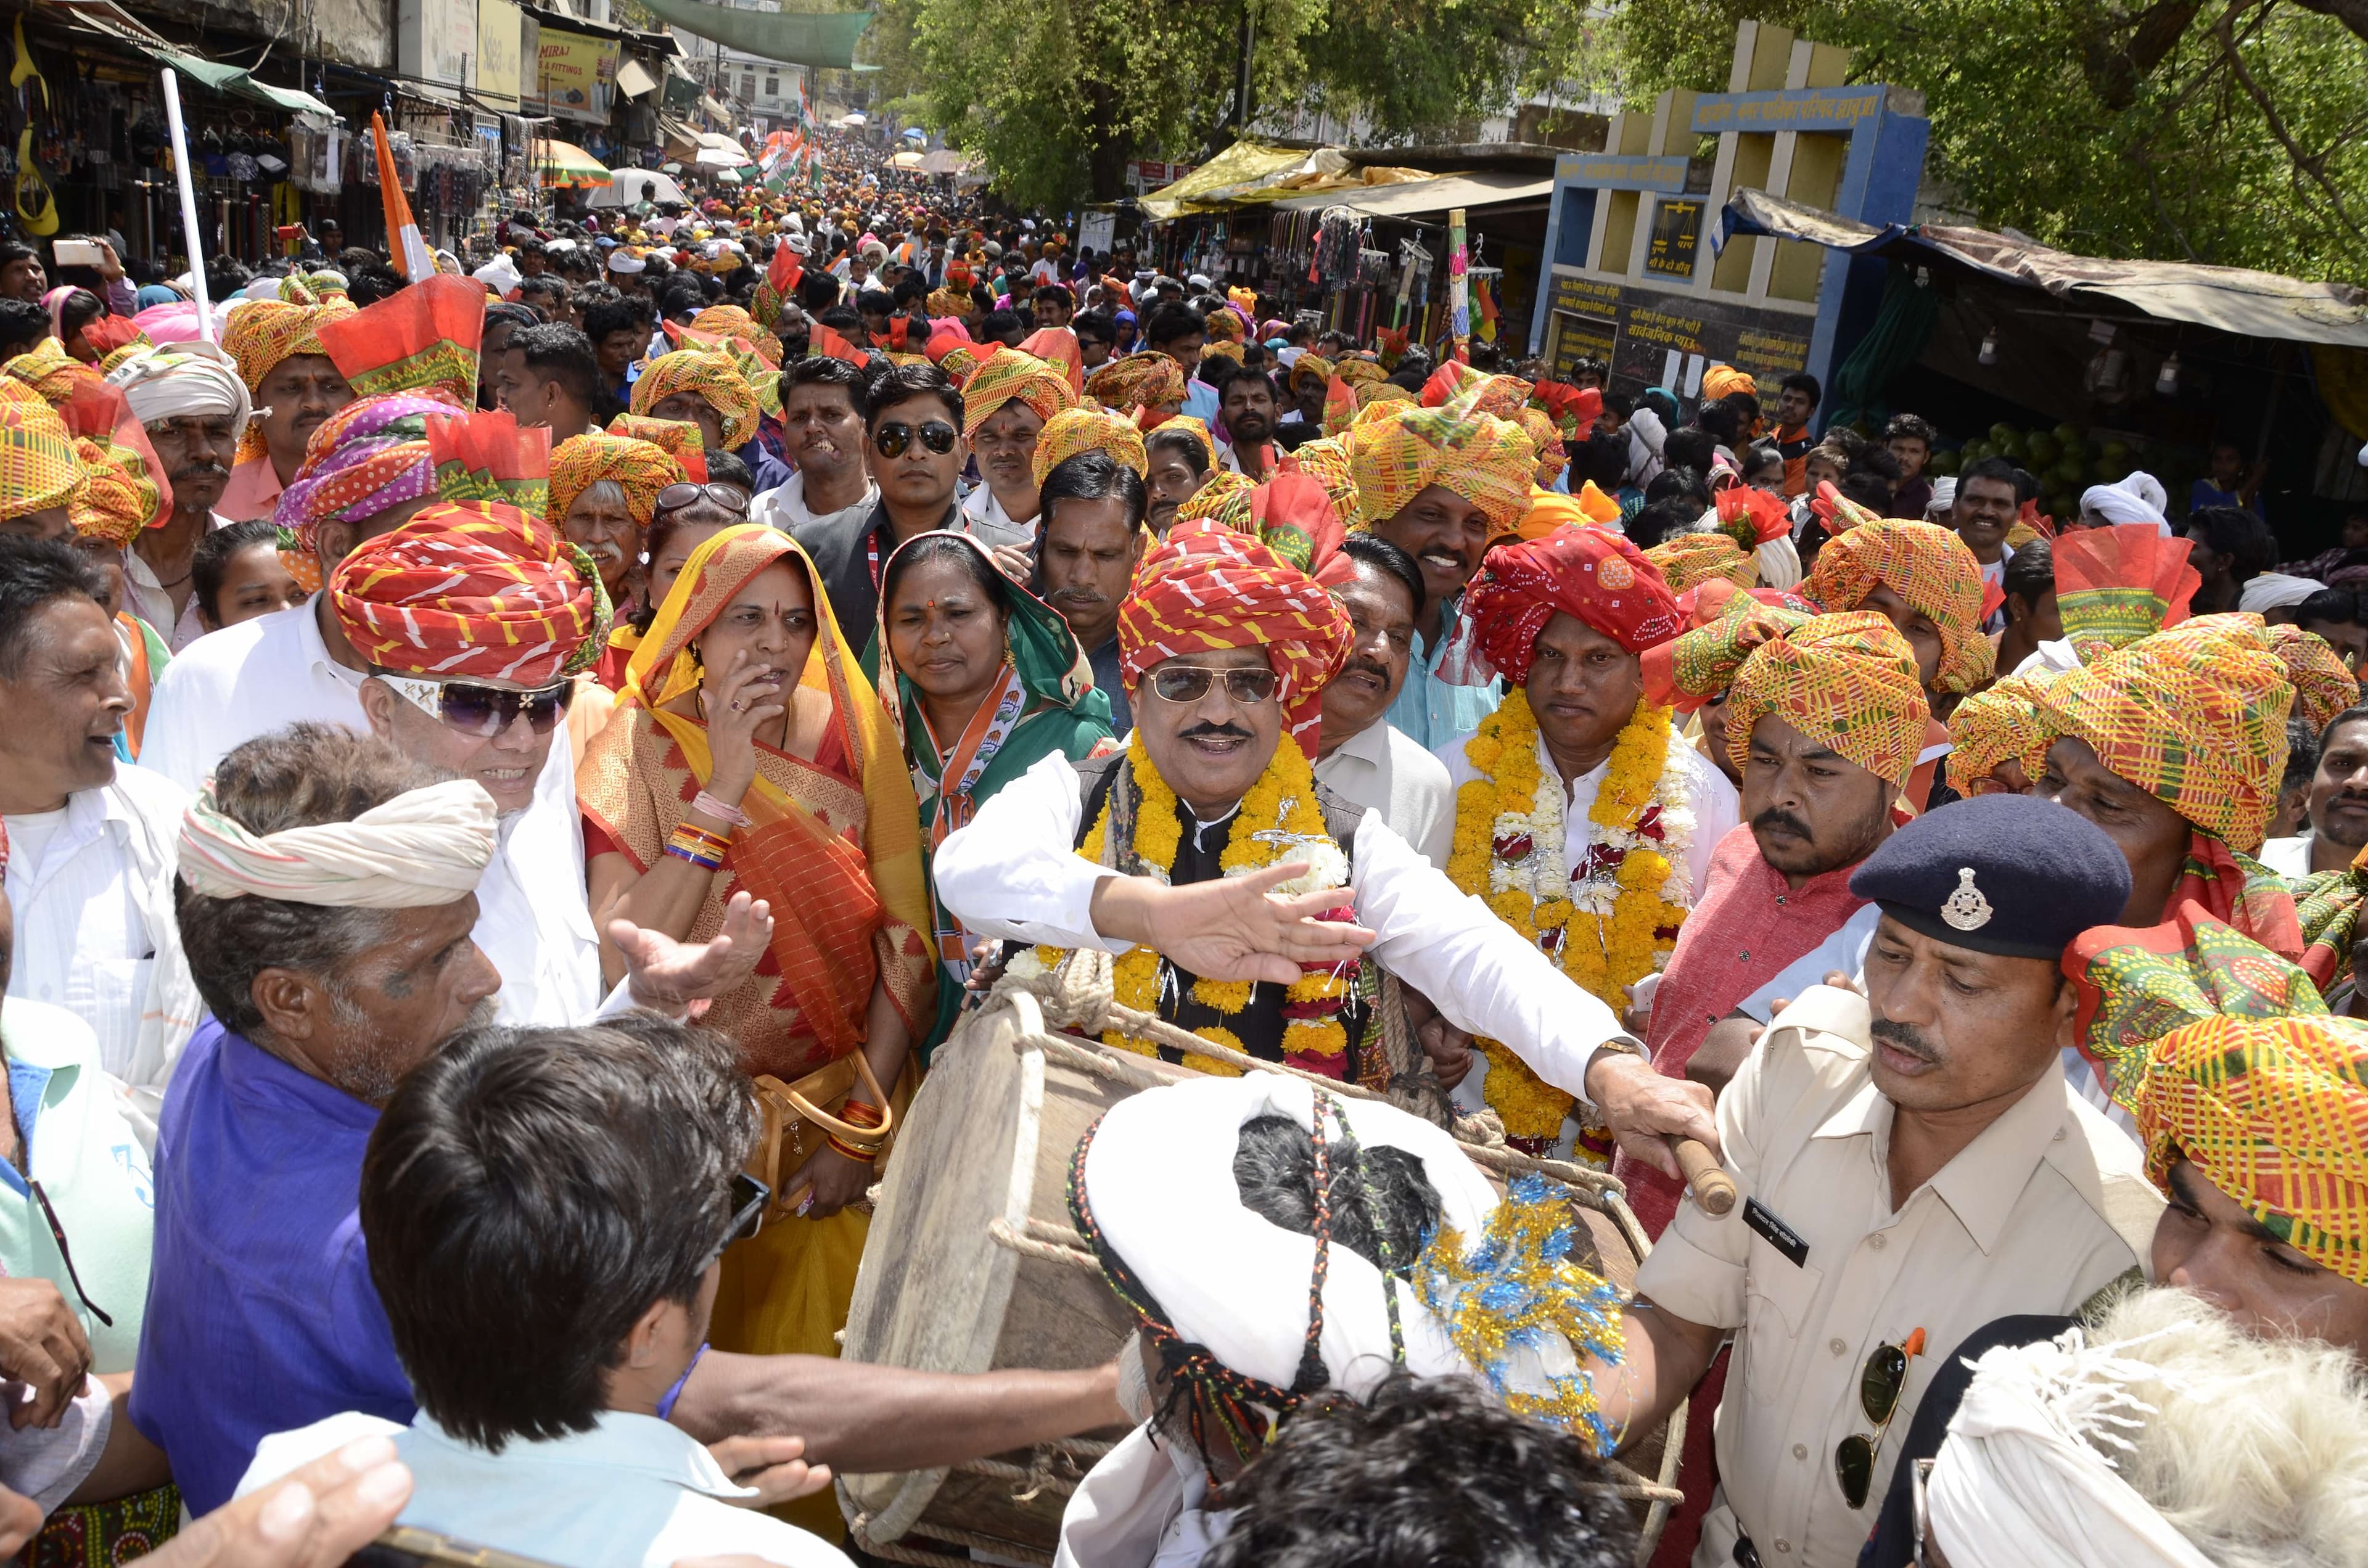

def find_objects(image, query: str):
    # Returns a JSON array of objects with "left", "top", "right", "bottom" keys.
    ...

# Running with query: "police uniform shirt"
[{"left": 1631, "top": 985, "right": 2162, "bottom": 1568}]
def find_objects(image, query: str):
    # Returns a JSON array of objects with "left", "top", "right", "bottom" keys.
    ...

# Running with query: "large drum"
[{"left": 836, "top": 974, "right": 1685, "bottom": 1567}]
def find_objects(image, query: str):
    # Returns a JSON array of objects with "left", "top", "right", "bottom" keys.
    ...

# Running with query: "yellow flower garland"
[
  {"left": 1040, "top": 730, "right": 1355, "bottom": 1078},
  {"left": 1446, "top": 689, "right": 1691, "bottom": 1155}
]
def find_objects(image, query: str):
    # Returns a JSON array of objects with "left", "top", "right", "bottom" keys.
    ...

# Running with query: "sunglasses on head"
[
  {"left": 874, "top": 420, "right": 958, "bottom": 459},
  {"left": 1147, "top": 663, "right": 1279, "bottom": 705},
  {"left": 654, "top": 482, "right": 751, "bottom": 515},
  {"left": 385, "top": 674, "right": 576, "bottom": 738}
]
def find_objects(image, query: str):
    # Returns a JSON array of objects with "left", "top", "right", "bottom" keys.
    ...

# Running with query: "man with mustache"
[
  {"left": 1343, "top": 403, "right": 1537, "bottom": 749},
  {"left": 1579, "top": 794, "right": 2160, "bottom": 1568},
  {"left": 218, "top": 283, "right": 357, "bottom": 528},
  {"left": 1312, "top": 533, "right": 1454, "bottom": 868},
  {"left": 959, "top": 347, "right": 1077, "bottom": 549},
  {"left": 1035, "top": 451, "right": 1149, "bottom": 735},
  {"left": 1211, "top": 364, "right": 1278, "bottom": 481},
  {"left": 134, "top": 725, "right": 1117, "bottom": 1519},
  {"left": 2263, "top": 704, "right": 2368, "bottom": 878},
  {"left": 750, "top": 356, "right": 876, "bottom": 538},
  {"left": 105, "top": 343, "right": 253, "bottom": 651}
]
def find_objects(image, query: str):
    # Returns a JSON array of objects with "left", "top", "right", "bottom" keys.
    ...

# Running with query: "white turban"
[
  {"left": 2238, "top": 572, "right": 2325, "bottom": 615},
  {"left": 474, "top": 255, "right": 522, "bottom": 296},
  {"left": 106, "top": 341, "right": 253, "bottom": 441},
  {"left": 1925, "top": 476, "right": 1957, "bottom": 519},
  {"left": 2079, "top": 472, "right": 2171, "bottom": 535},
  {"left": 178, "top": 778, "right": 498, "bottom": 908}
]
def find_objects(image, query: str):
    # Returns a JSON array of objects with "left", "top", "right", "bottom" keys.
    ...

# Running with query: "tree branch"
[
  {"left": 2211, "top": 0, "right": 2362, "bottom": 231},
  {"left": 2287, "top": 0, "right": 2368, "bottom": 44}
]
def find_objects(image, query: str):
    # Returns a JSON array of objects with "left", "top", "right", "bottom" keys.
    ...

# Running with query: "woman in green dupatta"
[{"left": 875, "top": 528, "right": 1112, "bottom": 1056}]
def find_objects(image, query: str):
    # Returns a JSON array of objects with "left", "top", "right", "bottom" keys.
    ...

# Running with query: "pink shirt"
[{"left": 216, "top": 456, "right": 284, "bottom": 525}]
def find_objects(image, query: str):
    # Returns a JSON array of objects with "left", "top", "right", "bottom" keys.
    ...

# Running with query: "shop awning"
[
  {"left": 886, "top": 150, "right": 923, "bottom": 171},
  {"left": 532, "top": 138, "right": 612, "bottom": 187},
  {"left": 147, "top": 47, "right": 336, "bottom": 117},
  {"left": 1271, "top": 170, "right": 1552, "bottom": 218},
  {"left": 1138, "top": 141, "right": 1315, "bottom": 219},
  {"left": 1716, "top": 186, "right": 2368, "bottom": 349},
  {"left": 615, "top": 58, "right": 659, "bottom": 99}
]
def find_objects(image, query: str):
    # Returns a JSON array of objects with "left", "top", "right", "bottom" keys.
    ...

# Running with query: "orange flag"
[{"left": 372, "top": 112, "right": 434, "bottom": 281}]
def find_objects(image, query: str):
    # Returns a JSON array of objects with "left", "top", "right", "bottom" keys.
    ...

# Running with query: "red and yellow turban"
[
  {"left": 1175, "top": 469, "right": 1255, "bottom": 531},
  {"left": 1087, "top": 351, "right": 1185, "bottom": 414},
  {"left": 1283, "top": 438, "right": 1355, "bottom": 527},
  {"left": 1648, "top": 607, "right": 1931, "bottom": 786},
  {"left": 1946, "top": 672, "right": 2059, "bottom": 797},
  {"left": 963, "top": 347, "right": 1079, "bottom": 439},
  {"left": 2034, "top": 615, "right": 2294, "bottom": 852},
  {"left": 1342, "top": 403, "right": 1536, "bottom": 537},
  {"left": 1515, "top": 408, "right": 1567, "bottom": 482},
  {"left": 1116, "top": 518, "right": 1354, "bottom": 758},
  {"left": 1032, "top": 406, "right": 1146, "bottom": 488},
  {"left": 4, "top": 339, "right": 101, "bottom": 407},
  {"left": 1016, "top": 328, "right": 1086, "bottom": 396},
  {"left": 629, "top": 350, "right": 760, "bottom": 450},
  {"left": 549, "top": 433, "right": 685, "bottom": 529},
  {"left": 2052, "top": 522, "right": 2199, "bottom": 659},
  {"left": 222, "top": 292, "right": 358, "bottom": 463},
  {"left": 71, "top": 432, "right": 168, "bottom": 547},
  {"left": 329, "top": 501, "right": 606, "bottom": 686},
  {"left": 688, "top": 305, "right": 783, "bottom": 368},
  {"left": 2267, "top": 622, "right": 2359, "bottom": 732},
  {"left": 1646, "top": 532, "right": 1756, "bottom": 594},
  {"left": 1421, "top": 360, "right": 1532, "bottom": 420},
  {"left": 0, "top": 379, "right": 88, "bottom": 523},
  {"left": 1455, "top": 527, "right": 1684, "bottom": 686},
  {"left": 2133, "top": 1013, "right": 2368, "bottom": 1286},
  {"left": 1288, "top": 354, "right": 1333, "bottom": 396},
  {"left": 1804, "top": 519, "right": 1994, "bottom": 693}
]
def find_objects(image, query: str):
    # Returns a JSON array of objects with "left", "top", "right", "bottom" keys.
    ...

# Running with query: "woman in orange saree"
[{"left": 577, "top": 523, "right": 934, "bottom": 1533}]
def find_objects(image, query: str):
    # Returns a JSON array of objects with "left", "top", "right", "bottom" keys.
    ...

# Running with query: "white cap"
[
  {"left": 609, "top": 252, "right": 647, "bottom": 274},
  {"left": 474, "top": 255, "right": 522, "bottom": 295},
  {"left": 1188, "top": 273, "right": 1211, "bottom": 289}
]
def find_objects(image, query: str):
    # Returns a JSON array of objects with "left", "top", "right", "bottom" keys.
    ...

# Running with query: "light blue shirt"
[
  {"left": 1183, "top": 378, "right": 1220, "bottom": 426},
  {"left": 1384, "top": 599, "right": 1502, "bottom": 752}
]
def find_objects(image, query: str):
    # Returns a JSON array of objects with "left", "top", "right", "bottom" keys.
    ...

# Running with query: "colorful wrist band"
[{"left": 827, "top": 1134, "right": 880, "bottom": 1163}]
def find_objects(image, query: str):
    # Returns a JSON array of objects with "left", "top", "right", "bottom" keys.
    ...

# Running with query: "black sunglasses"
[
  {"left": 385, "top": 675, "right": 576, "bottom": 739},
  {"left": 702, "top": 1172, "right": 770, "bottom": 1271},
  {"left": 1835, "top": 1330, "right": 1923, "bottom": 1508},
  {"left": 1148, "top": 664, "right": 1278, "bottom": 705},
  {"left": 874, "top": 420, "right": 958, "bottom": 458}
]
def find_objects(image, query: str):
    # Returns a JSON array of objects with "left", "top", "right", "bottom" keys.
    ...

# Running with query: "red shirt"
[{"left": 1614, "top": 823, "right": 1871, "bottom": 1236}]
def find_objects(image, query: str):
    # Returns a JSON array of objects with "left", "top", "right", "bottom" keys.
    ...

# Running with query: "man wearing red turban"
[
  {"left": 935, "top": 519, "right": 1719, "bottom": 1164},
  {"left": 1429, "top": 528, "right": 1741, "bottom": 1166}
]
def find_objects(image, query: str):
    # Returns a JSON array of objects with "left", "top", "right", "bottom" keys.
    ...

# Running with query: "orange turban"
[
  {"left": 962, "top": 346, "right": 1080, "bottom": 439},
  {"left": 1032, "top": 406, "right": 1147, "bottom": 487},
  {"left": 630, "top": 351, "right": 760, "bottom": 450},
  {"left": 1342, "top": 403, "right": 1536, "bottom": 536},
  {"left": 330, "top": 501, "right": 607, "bottom": 686},
  {"left": 549, "top": 433, "right": 686, "bottom": 528},
  {"left": 1804, "top": 519, "right": 1994, "bottom": 693},
  {"left": 1648, "top": 607, "right": 1931, "bottom": 786}
]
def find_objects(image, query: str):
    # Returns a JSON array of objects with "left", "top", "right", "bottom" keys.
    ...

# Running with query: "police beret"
[{"left": 1849, "top": 794, "right": 2131, "bottom": 959}]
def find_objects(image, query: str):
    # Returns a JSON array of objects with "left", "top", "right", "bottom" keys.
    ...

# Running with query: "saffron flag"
[{"left": 372, "top": 112, "right": 434, "bottom": 282}]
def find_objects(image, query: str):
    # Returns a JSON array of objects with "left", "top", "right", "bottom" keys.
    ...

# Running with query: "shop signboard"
[
  {"left": 1548, "top": 272, "right": 1812, "bottom": 393},
  {"left": 398, "top": 0, "right": 477, "bottom": 89},
  {"left": 477, "top": 0, "right": 522, "bottom": 107},
  {"left": 540, "top": 28, "right": 617, "bottom": 124}
]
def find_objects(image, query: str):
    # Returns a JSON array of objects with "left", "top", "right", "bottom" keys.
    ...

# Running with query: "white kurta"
[
  {"left": 932, "top": 752, "right": 1633, "bottom": 1098},
  {"left": 1313, "top": 719, "right": 1455, "bottom": 869}
]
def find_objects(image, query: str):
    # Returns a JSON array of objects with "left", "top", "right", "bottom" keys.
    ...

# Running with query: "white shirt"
[
  {"left": 121, "top": 517, "right": 231, "bottom": 654},
  {"left": 1433, "top": 726, "right": 1740, "bottom": 905},
  {"left": 934, "top": 752, "right": 1629, "bottom": 1098},
  {"left": 2258, "top": 832, "right": 2316, "bottom": 880},
  {"left": 1314, "top": 720, "right": 1454, "bottom": 869},
  {"left": 1215, "top": 439, "right": 1276, "bottom": 480},
  {"left": 3, "top": 763, "right": 200, "bottom": 1112},
  {"left": 140, "top": 601, "right": 370, "bottom": 793},
  {"left": 958, "top": 482, "right": 1039, "bottom": 550},
  {"left": 479, "top": 768, "right": 604, "bottom": 1028},
  {"left": 750, "top": 469, "right": 878, "bottom": 538},
  {"left": 239, "top": 1409, "right": 852, "bottom": 1568},
  {"left": 1054, "top": 1422, "right": 1235, "bottom": 1568}
]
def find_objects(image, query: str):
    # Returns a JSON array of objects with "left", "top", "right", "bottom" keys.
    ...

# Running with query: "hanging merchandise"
[{"left": 1313, "top": 205, "right": 1361, "bottom": 287}]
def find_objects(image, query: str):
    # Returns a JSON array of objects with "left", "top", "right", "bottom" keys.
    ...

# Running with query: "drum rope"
[
  {"left": 850, "top": 1511, "right": 1058, "bottom": 1567},
  {"left": 987, "top": 1215, "right": 1104, "bottom": 1273}
]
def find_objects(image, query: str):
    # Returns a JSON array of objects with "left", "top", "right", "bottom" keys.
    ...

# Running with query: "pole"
[
  {"left": 1447, "top": 205, "right": 1468, "bottom": 363},
  {"left": 160, "top": 68, "right": 215, "bottom": 342},
  {"left": 1235, "top": 4, "right": 1255, "bottom": 133}
]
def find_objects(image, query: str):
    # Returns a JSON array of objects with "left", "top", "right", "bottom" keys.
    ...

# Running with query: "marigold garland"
[
  {"left": 1445, "top": 689, "right": 1695, "bottom": 1162},
  {"left": 1037, "top": 730, "right": 1357, "bottom": 1078}
]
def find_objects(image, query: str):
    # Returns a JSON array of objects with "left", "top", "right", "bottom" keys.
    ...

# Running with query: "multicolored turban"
[
  {"left": 1450, "top": 527, "right": 1684, "bottom": 690},
  {"left": 2297, "top": 843, "right": 2368, "bottom": 993},
  {"left": 1334, "top": 358, "right": 1386, "bottom": 392},
  {"left": 1202, "top": 308, "right": 1244, "bottom": 345},
  {"left": 1031, "top": 406, "right": 1147, "bottom": 488},
  {"left": 1116, "top": 518, "right": 1354, "bottom": 759},
  {"left": 0, "top": 380, "right": 88, "bottom": 523},
  {"left": 1646, "top": 532, "right": 1756, "bottom": 594},
  {"left": 2134, "top": 1014, "right": 2368, "bottom": 1286},
  {"left": 2052, "top": 522, "right": 2198, "bottom": 659},
  {"left": 1342, "top": 403, "right": 1536, "bottom": 537},
  {"left": 1648, "top": 607, "right": 1931, "bottom": 786},
  {"left": 3, "top": 339, "right": 101, "bottom": 406},
  {"left": 1288, "top": 354, "right": 1333, "bottom": 395},
  {"left": 2033, "top": 615, "right": 2293, "bottom": 852},
  {"left": 548, "top": 433, "right": 684, "bottom": 529},
  {"left": 629, "top": 351, "right": 760, "bottom": 450},
  {"left": 2267, "top": 622, "right": 2359, "bottom": 731},
  {"left": 1803, "top": 519, "right": 1994, "bottom": 694},
  {"left": 688, "top": 305, "right": 783, "bottom": 368},
  {"left": 604, "top": 413, "right": 707, "bottom": 478},
  {"left": 1174, "top": 469, "right": 1254, "bottom": 530},
  {"left": 273, "top": 392, "right": 451, "bottom": 543},
  {"left": 961, "top": 347, "right": 1080, "bottom": 440},
  {"left": 1088, "top": 351, "right": 1185, "bottom": 414},
  {"left": 70, "top": 432, "right": 168, "bottom": 547},
  {"left": 1199, "top": 341, "right": 1244, "bottom": 367},
  {"left": 1946, "top": 672, "right": 2058, "bottom": 797},
  {"left": 1283, "top": 438, "right": 1355, "bottom": 527},
  {"left": 221, "top": 290, "right": 358, "bottom": 463},
  {"left": 1423, "top": 361, "right": 1533, "bottom": 421},
  {"left": 313, "top": 274, "right": 483, "bottom": 405},
  {"left": 1515, "top": 408, "right": 1568, "bottom": 483},
  {"left": 329, "top": 501, "right": 607, "bottom": 686}
]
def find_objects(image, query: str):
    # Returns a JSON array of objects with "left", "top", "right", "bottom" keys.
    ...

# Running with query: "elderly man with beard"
[
  {"left": 1577, "top": 795, "right": 2161, "bottom": 1568},
  {"left": 104, "top": 343, "right": 252, "bottom": 651},
  {"left": 1312, "top": 533, "right": 1454, "bottom": 868},
  {"left": 750, "top": 356, "right": 876, "bottom": 538},
  {"left": 133, "top": 724, "right": 1133, "bottom": 1521},
  {"left": 217, "top": 284, "right": 357, "bottom": 527},
  {"left": 1035, "top": 451, "right": 1149, "bottom": 735}
]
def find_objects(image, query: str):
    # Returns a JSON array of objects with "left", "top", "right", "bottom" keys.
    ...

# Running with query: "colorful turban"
[
  {"left": 961, "top": 347, "right": 1080, "bottom": 439},
  {"left": 1283, "top": 438, "right": 1355, "bottom": 527},
  {"left": 1423, "top": 361, "right": 1533, "bottom": 421},
  {"left": 0, "top": 380, "right": 88, "bottom": 523},
  {"left": 604, "top": 413, "right": 707, "bottom": 477},
  {"left": 329, "top": 501, "right": 607, "bottom": 686},
  {"left": 4, "top": 339, "right": 101, "bottom": 406},
  {"left": 1646, "top": 532, "right": 1756, "bottom": 594},
  {"left": 221, "top": 292, "right": 359, "bottom": 464},
  {"left": 939, "top": 345, "right": 984, "bottom": 388},
  {"left": 274, "top": 392, "right": 451, "bottom": 541},
  {"left": 1946, "top": 673, "right": 2058, "bottom": 796},
  {"left": 688, "top": 305, "right": 783, "bottom": 367},
  {"left": 2033, "top": 615, "right": 2293, "bottom": 852},
  {"left": 2053, "top": 523, "right": 2198, "bottom": 659},
  {"left": 1342, "top": 403, "right": 1536, "bottom": 536},
  {"left": 2134, "top": 1014, "right": 2368, "bottom": 1286},
  {"left": 70, "top": 432, "right": 168, "bottom": 547},
  {"left": 1116, "top": 518, "right": 1354, "bottom": 759},
  {"left": 629, "top": 351, "right": 760, "bottom": 450},
  {"left": 1088, "top": 351, "right": 1185, "bottom": 414},
  {"left": 1031, "top": 406, "right": 1147, "bottom": 488},
  {"left": 1515, "top": 408, "right": 1567, "bottom": 480},
  {"left": 314, "top": 274, "right": 483, "bottom": 405},
  {"left": 1202, "top": 308, "right": 1244, "bottom": 345},
  {"left": 1700, "top": 365, "right": 1756, "bottom": 402},
  {"left": 1649, "top": 607, "right": 1931, "bottom": 786},
  {"left": 1175, "top": 469, "right": 1255, "bottom": 530},
  {"left": 2267, "top": 622, "right": 2359, "bottom": 731},
  {"left": 548, "top": 433, "right": 685, "bottom": 528},
  {"left": 1804, "top": 519, "right": 1994, "bottom": 693},
  {"left": 1288, "top": 354, "right": 1333, "bottom": 393},
  {"left": 1334, "top": 358, "right": 1386, "bottom": 392},
  {"left": 1451, "top": 527, "right": 1684, "bottom": 689},
  {"left": 1016, "top": 329, "right": 1086, "bottom": 396},
  {"left": 1199, "top": 341, "right": 1244, "bottom": 367}
]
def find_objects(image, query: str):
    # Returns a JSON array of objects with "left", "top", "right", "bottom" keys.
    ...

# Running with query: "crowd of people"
[{"left": 0, "top": 132, "right": 2364, "bottom": 1568}]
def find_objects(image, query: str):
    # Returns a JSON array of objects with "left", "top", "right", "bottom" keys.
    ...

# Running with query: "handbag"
[{"left": 747, "top": 1048, "right": 897, "bottom": 1225}]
